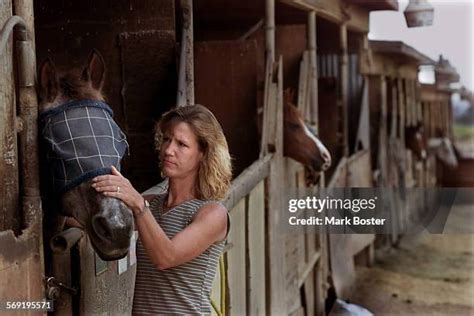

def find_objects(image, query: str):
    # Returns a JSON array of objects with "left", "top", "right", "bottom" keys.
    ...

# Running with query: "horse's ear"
[
  {"left": 82, "top": 49, "right": 106, "bottom": 90},
  {"left": 38, "top": 58, "right": 59, "bottom": 102}
]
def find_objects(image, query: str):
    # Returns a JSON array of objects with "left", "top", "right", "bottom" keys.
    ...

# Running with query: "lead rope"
[{"left": 210, "top": 256, "right": 226, "bottom": 316}]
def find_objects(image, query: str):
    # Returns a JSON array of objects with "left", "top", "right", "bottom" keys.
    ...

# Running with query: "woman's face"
[{"left": 160, "top": 121, "right": 203, "bottom": 180}]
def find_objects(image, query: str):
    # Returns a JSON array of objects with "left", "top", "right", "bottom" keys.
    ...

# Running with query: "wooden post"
[
  {"left": 265, "top": 0, "right": 275, "bottom": 62},
  {"left": 308, "top": 12, "right": 318, "bottom": 128},
  {"left": 266, "top": 57, "right": 286, "bottom": 315},
  {"left": 405, "top": 79, "right": 411, "bottom": 127},
  {"left": 390, "top": 79, "right": 398, "bottom": 139},
  {"left": 416, "top": 82, "right": 423, "bottom": 124},
  {"left": 14, "top": 0, "right": 42, "bottom": 228},
  {"left": 177, "top": 0, "right": 194, "bottom": 107},
  {"left": 7, "top": 0, "right": 45, "bottom": 303},
  {"left": 380, "top": 76, "right": 389, "bottom": 185},
  {"left": 397, "top": 78, "right": 405, "bottom": 141},
  {"left": 0, "top": 0, "right": 19, "bottom": 232},
  {"left": 339, "top": 23, "right": 349, "bottom": 157}
]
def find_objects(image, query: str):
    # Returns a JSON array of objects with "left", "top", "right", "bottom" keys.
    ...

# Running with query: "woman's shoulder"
[
  {"left": 197, "top": 199, "right": 227, "bottom": 212},
  {"left": 194, "top": 200, "right": 229, "bottom": 241}
]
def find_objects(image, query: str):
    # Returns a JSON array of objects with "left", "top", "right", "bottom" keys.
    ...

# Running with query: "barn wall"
[
  {"left": 276, "top": 24, "right": 307, "bottom": 90},
  {"left": 194, "top": 40, "right": 261, "bottom": 177}
]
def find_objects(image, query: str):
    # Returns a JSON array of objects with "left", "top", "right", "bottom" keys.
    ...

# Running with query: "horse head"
[
  {"left": 405, "top": 124, "right": 427, "bottom": 160},
  {"left": 428, "top": 137, "right": 458, "bottom": 169},
  {"left": 38, "top": 50, "right": 133, "bottom": 261},
  {"left": 283, "top": 88, "right": 331, "bottom": 180}
]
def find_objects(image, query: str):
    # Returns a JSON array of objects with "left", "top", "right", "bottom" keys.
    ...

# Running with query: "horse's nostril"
[
  {"left": 323, "top": 152, "right": 331, "bottom": 164},
  {"left": 92, "top": 215, "right": 113, "bottom": 240}
]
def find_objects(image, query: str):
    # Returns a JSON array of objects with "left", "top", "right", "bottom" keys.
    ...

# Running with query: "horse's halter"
[{"left": 39, "top": 99, "right": 129, "bottom": 195}]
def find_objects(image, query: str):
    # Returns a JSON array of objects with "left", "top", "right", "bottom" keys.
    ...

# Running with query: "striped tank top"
[{"left": 132, "top": 193, "right": 227, "bottom": 315}]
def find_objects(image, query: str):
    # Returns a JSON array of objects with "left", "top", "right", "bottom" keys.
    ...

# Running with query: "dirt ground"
[{"left": 351, "top": 204, "right": 474, "bottom": 316}]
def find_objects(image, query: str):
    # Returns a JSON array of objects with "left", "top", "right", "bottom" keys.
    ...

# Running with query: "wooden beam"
[
  {"left": 223, "top": 154, "right": 273, "bottom": 211},
  {"left": 297, "top": 51, "right": 309, "bottom": 114},
  {"left": 0, "top": 1, "right": 19, "bottom": 231},
  {"left": 298, "top": 251, "right": 321, "bottom": 287},
  {"left": 177, "top": 0, "right": 194, "bottom": 106},
  {"left": 397, "top": 78, "right": 405, "bottom": 140},
  {"left": 379, "top": 76, "right": 389, "bottom": 185},
  {"left": 266, "top": 57, "right": 286, "bottom": 315},
  {"left": 390, "top": 78, "right": 398, "bottom": 139},
  {"left": 266, "top": 0, "right": 275, "bottom": 62},
  {"left": 339, "top": 23, "right": 349, "bottom": 156},
  {"left": 308, "top": 11, "right": 319, "bottom": 127},
  {"left": 247, "top": 181, "right": 267, "bottom": 315}
]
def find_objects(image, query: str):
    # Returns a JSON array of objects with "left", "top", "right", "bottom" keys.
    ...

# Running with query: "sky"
[{"left": 368, "top": 0, "right": 474, "bottom": 91}]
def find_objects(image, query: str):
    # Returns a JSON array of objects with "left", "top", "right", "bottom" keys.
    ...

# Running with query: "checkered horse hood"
[{"left": 39, "top": 99, "right": 129, "bottom": 195}]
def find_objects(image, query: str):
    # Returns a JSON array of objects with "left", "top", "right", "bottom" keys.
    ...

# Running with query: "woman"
[{"left": 92, "top": 105, "right": 232, "bottom": 314}]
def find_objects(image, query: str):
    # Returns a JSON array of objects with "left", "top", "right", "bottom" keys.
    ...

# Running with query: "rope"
[{"left": 210, "top": 255, "right": 226, "bottom": 315}]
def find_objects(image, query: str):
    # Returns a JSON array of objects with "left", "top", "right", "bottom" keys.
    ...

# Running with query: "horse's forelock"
[{"left": 59, "top": 73, "right": 104, "bottom": 101}]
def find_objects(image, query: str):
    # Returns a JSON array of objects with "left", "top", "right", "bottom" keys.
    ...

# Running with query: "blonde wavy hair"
[{"left": 155, "top": 105, "right": 232, "bottom": 201}]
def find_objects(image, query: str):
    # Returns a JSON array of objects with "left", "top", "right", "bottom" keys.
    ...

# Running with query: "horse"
[
  {"left": 428, "top": 137, "right": 458, "bottom": 169},
  {"left": 405, "top": 124, "right": 427, "bottom": 160},
  {"left": 283, "top": 88, "right": 331, "bottom": 181},
  {"left": 38, "top": 50, "right": 133, "bottom": 261}
]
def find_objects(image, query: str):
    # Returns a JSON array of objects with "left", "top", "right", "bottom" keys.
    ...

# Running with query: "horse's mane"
[
  {"left": 59, "top": 73, "right": 104, "bottom": 101},
  {"left": 283, "top": 88, "right": 302, "bottom": 123}
]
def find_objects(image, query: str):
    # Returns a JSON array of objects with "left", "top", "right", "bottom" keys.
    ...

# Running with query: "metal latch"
[{"left": 45, "top": 276, "right": 78, "bottom": 299}]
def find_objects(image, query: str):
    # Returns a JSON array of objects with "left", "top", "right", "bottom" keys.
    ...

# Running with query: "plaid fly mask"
[{"left": 39, "top": 99, "right": 129, "bottom": 195}]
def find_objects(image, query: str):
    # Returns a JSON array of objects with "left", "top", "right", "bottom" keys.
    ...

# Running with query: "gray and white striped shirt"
[{"left": 132, "top": 194, "right": 227, "bottom": 315}]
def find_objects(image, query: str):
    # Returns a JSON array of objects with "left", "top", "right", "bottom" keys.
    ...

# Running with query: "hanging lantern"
[{"left": 404, "top": 0, "right": 434, "bottom": 27}]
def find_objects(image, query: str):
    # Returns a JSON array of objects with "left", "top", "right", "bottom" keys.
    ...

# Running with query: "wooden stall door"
[
  {"left": 77, "top": 236, "right": 136, "bottom": 315},
  {"left": 0, "top": 0, "right": 44, "bottom": 305}
]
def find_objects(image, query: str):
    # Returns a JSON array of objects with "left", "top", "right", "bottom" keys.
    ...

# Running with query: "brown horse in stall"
[
  {"left": 38, "top": 50, "right": 133, "bottom": 261},
  {"left": 405, "top": 124, "right": 427, "bottom": 160},
  {"left": 283, "top": 88, "right": 331, "bottom": 183}
]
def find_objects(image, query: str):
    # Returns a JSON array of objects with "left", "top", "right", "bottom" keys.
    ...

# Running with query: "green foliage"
[{"left": 453, "top": 124, "right": 474, "bottom": 141}]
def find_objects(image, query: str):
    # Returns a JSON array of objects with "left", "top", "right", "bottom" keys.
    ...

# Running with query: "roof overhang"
[
  {"left": 344, "top": 0, "right": 399, "bottom": 11},
  {"left": 370, "top": 40, "right": 434, "bottom": 65}
]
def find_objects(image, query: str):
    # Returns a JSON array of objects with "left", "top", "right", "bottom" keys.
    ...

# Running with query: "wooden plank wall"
[
  {"left": 226, "top": 198, "right": 247, "bottom": 315},
  {"left": 247, "top": 181, "right": 266, "bottom": 315},
  {"left": 0, "top": 0, "right": 20, "bottom": 232}
]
